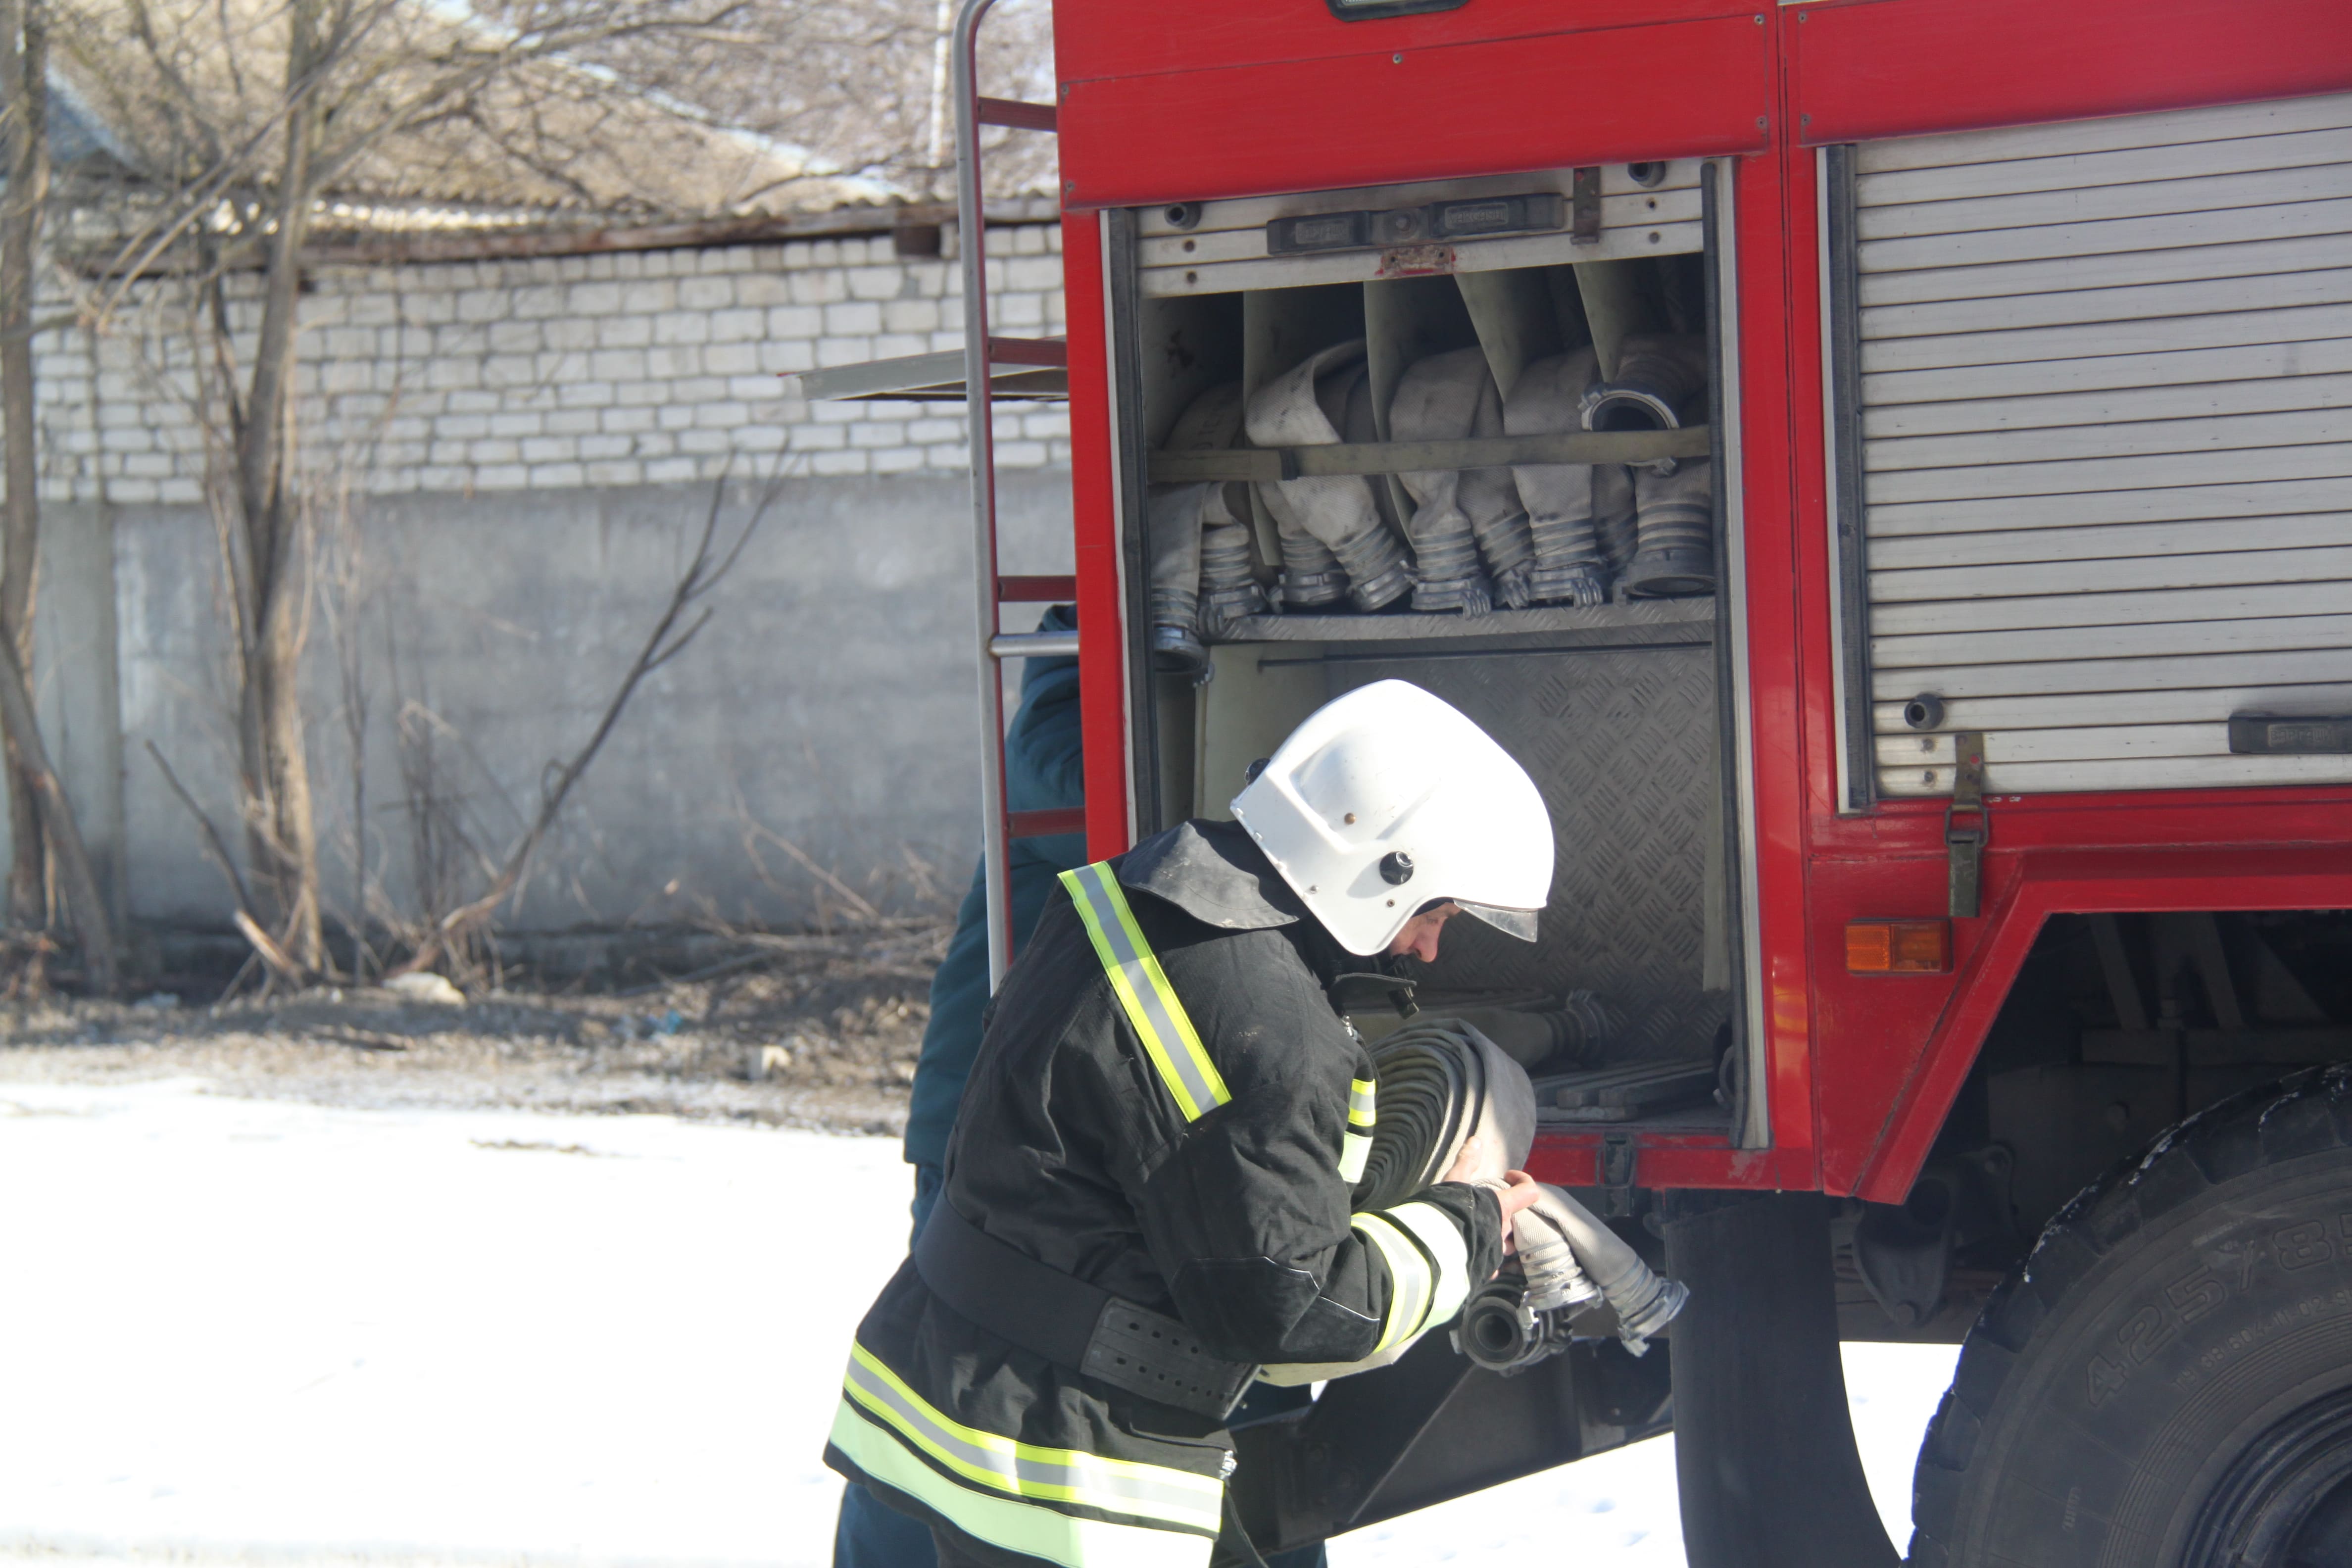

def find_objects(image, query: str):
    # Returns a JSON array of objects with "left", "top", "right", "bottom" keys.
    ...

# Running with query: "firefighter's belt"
[{"left": 914, "top": 1199, "right": 1256, "bottom": 1422}]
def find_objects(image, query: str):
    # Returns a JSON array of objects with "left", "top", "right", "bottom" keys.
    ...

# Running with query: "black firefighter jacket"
[{"left": 825, "top": 819, "right": 1502, "bottom": 1568}]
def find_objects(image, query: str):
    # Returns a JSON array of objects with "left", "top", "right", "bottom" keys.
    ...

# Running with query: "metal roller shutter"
[{"left": 1836, "top": 92, "right": 2352, "bottom": 800}]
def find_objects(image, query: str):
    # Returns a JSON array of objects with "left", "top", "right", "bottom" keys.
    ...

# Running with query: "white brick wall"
[{"left": 27, "top": 224, "right": 1071, "bottom": 505}]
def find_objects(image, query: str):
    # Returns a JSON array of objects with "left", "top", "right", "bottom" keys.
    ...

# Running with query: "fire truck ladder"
[{"left": 789, "top": 0, "right": 1069, "bottom": 987}]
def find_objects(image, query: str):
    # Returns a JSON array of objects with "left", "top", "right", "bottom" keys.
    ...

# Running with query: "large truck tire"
[{"left": 1910, "top": 1066, "right": 2352, "bottom": 1568}]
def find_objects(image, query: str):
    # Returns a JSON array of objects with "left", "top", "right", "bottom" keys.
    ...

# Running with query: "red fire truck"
[{"left": 799, "top": 1, "right": 2352, "bottom": 1562}]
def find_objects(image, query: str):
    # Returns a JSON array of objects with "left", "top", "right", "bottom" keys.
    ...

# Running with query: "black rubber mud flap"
[{"left": 1664, "top": 1192, "right": 1901, "bottom": 1568}]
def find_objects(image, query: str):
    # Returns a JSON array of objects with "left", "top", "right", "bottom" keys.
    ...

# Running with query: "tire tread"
[{"left": 1906, "top": 1064, "right": 2352, "bottom": 1564}]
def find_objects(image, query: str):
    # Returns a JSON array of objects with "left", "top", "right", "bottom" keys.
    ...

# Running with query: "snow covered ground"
[{"left": 0, "top": 1079, "right": 1957, "bottom": 1566}]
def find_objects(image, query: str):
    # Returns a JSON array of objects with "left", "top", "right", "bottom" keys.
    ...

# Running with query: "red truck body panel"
[{"left": 1056, "top": 0, "right": 2352, "bottom": 1202}]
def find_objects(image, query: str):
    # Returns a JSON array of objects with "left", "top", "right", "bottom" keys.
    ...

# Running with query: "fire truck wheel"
[{"left": 1908, "top": 1067, "right": 2352, "bottom": 1568}]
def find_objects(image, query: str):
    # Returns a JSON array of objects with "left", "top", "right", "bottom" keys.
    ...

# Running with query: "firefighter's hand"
[{"left": 1492, "top": 1170, "right": 1541, "bottom": 1258}]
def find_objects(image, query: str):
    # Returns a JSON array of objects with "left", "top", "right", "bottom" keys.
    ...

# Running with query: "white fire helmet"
[{"left": 1229, "top": 680, "right": 1554, "bottom": 957}]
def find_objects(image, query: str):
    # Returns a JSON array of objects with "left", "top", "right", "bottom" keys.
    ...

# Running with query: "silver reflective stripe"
[
  {"left": 1351, "top": 1211, "right": 1434, "bottom": 1354},
  {"left": 1382, "top": 1200, "right": 1474, "bottom": 1332},
  {"left": 842, "top": 1346, "right": 1224, "bottom": 1533},
  {"left": 830, "top": 1402, "right": 1217, "bottom": 1568}
]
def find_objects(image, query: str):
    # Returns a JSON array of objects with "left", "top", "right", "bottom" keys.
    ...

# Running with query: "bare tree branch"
[
  {"left": 391, "top": 465, "right": 785, "bottom": 976},
  {"left": 144, "top": 738, "right": 253, "bottom": 916}
]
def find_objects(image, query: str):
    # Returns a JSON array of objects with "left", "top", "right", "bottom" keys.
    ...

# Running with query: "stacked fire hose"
[
  {"left": 1144, "top": 334, "right": 1714, "bottom": 666},
  {"left": 1291, "top": 1018, "right": 1687, "bottom": 1380}
]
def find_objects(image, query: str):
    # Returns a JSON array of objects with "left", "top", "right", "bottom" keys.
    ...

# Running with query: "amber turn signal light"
[{"left": 1847, "top": 919, "right": 1951, "bottom": 975}]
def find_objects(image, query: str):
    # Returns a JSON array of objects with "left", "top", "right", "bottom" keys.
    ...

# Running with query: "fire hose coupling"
[
  {"left": 1145, "top": 481, "right": 1210, "bottom": 675},
  {"left": 1458, "top": 1184, "right": 1691, "bottom": 1373},
  {"left": 1503, "top": 348, "right": 1613, "bottom": 607},
  {"left": 1149, "top": 382, "right": 1265, "bottom": 666},
  {"left": 1579, "top": 334, "right": 1715, "bottom": 598},
  {"left": 1577, "top": 334, "right": 1709, "bottom": 467},
  {"left": 1247, "top": 340, "right": 1416, "bottom": 613},
  {"left": 1352, "top": 1019, "right": 1686, "bottom": 1374},
  {"left": 1389, "top": 346, "right": 1522, "bottom": 615},
  {"left": 1196, "top": 502, "right": 1269, "bottom": 637}
]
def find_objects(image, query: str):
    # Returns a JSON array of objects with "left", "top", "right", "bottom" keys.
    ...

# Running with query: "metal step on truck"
[{"left": 795, "top": 1, "right": 2352, "bottom": 1563}]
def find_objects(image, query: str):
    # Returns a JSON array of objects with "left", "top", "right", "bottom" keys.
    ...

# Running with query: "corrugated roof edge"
[
  {"left": 292, "top": 197, "right": 1064, "bottom": 265},
  {"left": 57, "top": 197, "right": 1064, "bottom": 277}
]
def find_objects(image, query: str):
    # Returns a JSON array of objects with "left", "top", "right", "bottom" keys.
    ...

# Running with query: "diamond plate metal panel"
[{"left": 1330, "top": 645, "right": 1730, "bottom": 1063}]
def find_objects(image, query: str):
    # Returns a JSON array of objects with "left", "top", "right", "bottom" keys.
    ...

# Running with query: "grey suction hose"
[
  {"left": 1388, "top": 346, "right": 1497, "bottom": 615},
  {"left": 1579, "top": 333, "right": 1715, "bottom": 597},
  {"left": 1247, "top": 340, "right": 1415, "bottom": 613},
  {"left": 1147, "top": 382, "right": 1258, "bottom": 669},
  {"left": 1594, "top": 462, "right": 1638, "bottom": 579},
  {"left": 1145, "top": 482, "right": 1209, "bottom": 673},
  {"left": 1197, "top": 482, "right": 1267, "bottom": 637},
  {"left": 1518, "top": 1184, "right": 1688, "bottom": 1352},
  {"left": 1503, "top": 348, "right": 1612, "bottom": 608},
  {"left": 1628, "top": 457, "right": 1715, "bottom": 597}
]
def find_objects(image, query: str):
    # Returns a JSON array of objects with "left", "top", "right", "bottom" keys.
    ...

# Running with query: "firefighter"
[{"left": 823, "top": 678, "right": 1554, "bottom": 1568}]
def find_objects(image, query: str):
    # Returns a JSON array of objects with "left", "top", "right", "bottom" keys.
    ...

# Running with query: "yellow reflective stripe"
[
  {"left": 831, "top": 1401, "right": 1217, "bottom": 1568},
  {"left": 1338, "top": 1131, "right": 1372, "bottom": 1184},
  {"left": 1352, "top": 1211, "right": 1434, "bottom": 1355},
  {"left": 1059, "top": 863, "right": 1231, "bottom": 1122},
  {"left": 840, "top": 1343, "right": 1223, "bottom": 1532},
  {"left": 1382, "top": 1200, "right": 1473, "bottom": 1332},
  {"left": 1347, "top": 1078, "right": 1377, "bottom": 1129}
]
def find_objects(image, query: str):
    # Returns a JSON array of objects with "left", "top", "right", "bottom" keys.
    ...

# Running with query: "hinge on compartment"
[
  {"left": 1570, "top": 166, "right": 1602, "bottom": 245},
  {"left": 1945, "top": 731, "right": 1987, "bottom": 920}
]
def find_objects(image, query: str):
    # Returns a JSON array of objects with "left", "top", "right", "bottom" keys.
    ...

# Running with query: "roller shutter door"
[{"left": 1842, "top": 92, "right": 2352, "bottom": 799}]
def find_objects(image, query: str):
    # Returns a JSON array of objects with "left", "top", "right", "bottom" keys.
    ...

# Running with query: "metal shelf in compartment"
[{"left": 1210, "top": 596, "right": 1715, "bottom": 644}]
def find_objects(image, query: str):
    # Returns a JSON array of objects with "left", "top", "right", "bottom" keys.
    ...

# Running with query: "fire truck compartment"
[{"left": 1114, "top": 163, "right": 1745, "bottom": 1128}]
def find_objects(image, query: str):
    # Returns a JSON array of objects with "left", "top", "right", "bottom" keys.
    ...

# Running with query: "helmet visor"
[{"left": 1455, "top": 900, "right": 1539, "bottom": 943}]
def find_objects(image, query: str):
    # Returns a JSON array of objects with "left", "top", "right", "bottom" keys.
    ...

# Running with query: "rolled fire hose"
[
  {"left": 1502, "top": 347, "right": 1612, "bottom": 607},
  {"left": 1350, "top": 1018, "right": 1537, "bottom": 1214},
  {"left": 1146, "top": 381, "right": 1254, "bottom": 672},
  {"left": 1263, "top": 1019, "right": 1533, "bottom": 1385},
  {"left": 1461, "top": 456, "right": 1538, "bottom": 609},
  {"left": 1578, "top": 334, "right": 1716, "bottom": 597},
  {"left": 1145, "top": 482, "right": 1211, "bottom": 673},
  {"left": 1271, "top": 1017, "right": 1687, "bottom": 1383},
  {"left": 1198, "top": 479, "right": 1269, "bottom": 638},
  {"left": 1388, "top": 347, "right": 1501, "bottom": 614},
  {"left": 1246, "top": 340, "right": 1416, "bottom": 613},
  {"left": 1594, "top": 461, "right": 1638, "bottom": 580}
]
